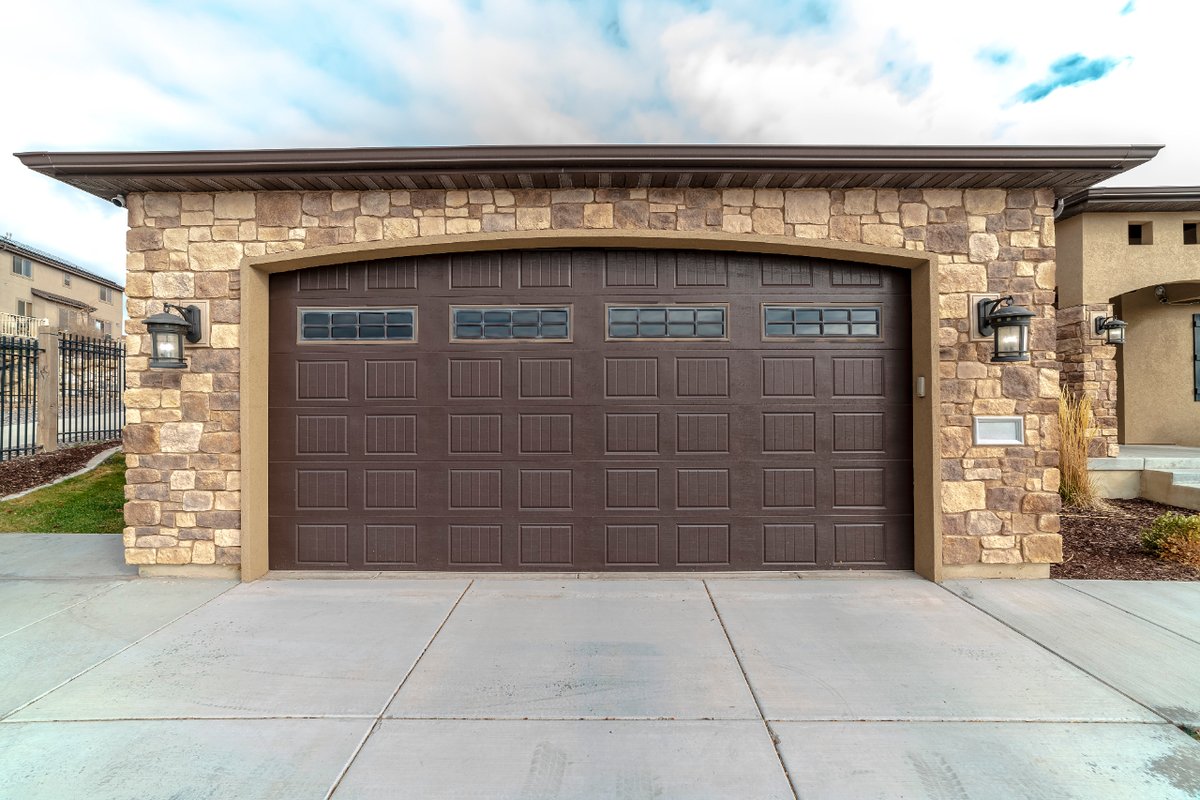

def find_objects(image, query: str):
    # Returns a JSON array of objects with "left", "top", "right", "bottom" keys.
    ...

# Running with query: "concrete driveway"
[{"left": 1, "top": 534, "right": 1198, "bottom": 799}]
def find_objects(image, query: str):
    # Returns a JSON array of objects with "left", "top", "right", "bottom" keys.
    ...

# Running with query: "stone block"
[
  {"left": 446, "top": 218, "right": 483, "bottom": 234},
  {"left": 924, "top": 189, "right": 963, "bottom": 208},
  {"left": 967, "top": 511, "right": 1003, "bottom": 535},
  {"left": 723, "top": 189, "right": 755, "bottom": 207},
  {"left": 751, "top": 208, "right": 784, "bottom": 235},
  {"left": 354, "top": 216, "right": 383, "bottom": 241},
  {"left": 964, "top": 189, "right": 1007, "bottom": 215},
  {"left": 481, "top": 213, "right": 515, "bottom": 232},
  {"left": 968, "top": 233, "right": 1000, "bottom": 263},
  {"left": 980, "top": 535, "right": 1016, "bottom": 550},
  {"left": 360, "top": 191, "right": 389, "bottom": 216},
  {"left": 939, "top": 264, "right": 988, "bottom": 293},
  {"left": 256, "top": 194, "right": 301, "bottom": 227},
  {"left": 156, "top": 545, "right": 193, "bottom": 565},
  {"left": 942, "top": 536, "right": 981, "bottom": 565},
  {"left": 189, "top": 242, "right": 243, "bottom": 272},
  {"left": 583, "top": 203, "right": 614, "bottom": 228},
  {"left": 754, "top": 189, "right": 784, "bottom": 208},
  {"left": 160, "top": 422, "right": 204, "bottom": 453},
  {"left": 183, "top": 491, "right": 214, "bottom": 511},
  {"left": 842, "top": 189, "right": 876, "bottom": 215},
  {"left": 214, "top": 193, "right": 256, "bottom": 219},
  {"left": 784, "top": 191, "right": 831, "bottom": 224},
  {"left": 722, "top": 214, "right": 753, "bottom": 234},
  {"left": 384, "top": 217, "right": 419, "bottom": 238},
  {"left": 125, "top": 501, "right": 161, "bottom": 526},
  {"left": 123, "top": 424, "right": 160, "bottom": 454},
  {"left": 900, "top": 203, "right": 928, "bottom": 227},
  {"left": 942, "top": 481, "right": 986, "bottom": 512},
  {"left": 516, "top": 207, "right": 552, "bottom": 230},
  {"left": 1022, "top": 533, "right": 1063, "bottom": 563},
  {"left": 862, "top": 224, "right": 903, "bottom": 248},
  {"left": 981, "top": 548, "right": 1023, "bottom": 564},
  {"left": 925, "top": 224, "right": 969, "bottom": 253}
]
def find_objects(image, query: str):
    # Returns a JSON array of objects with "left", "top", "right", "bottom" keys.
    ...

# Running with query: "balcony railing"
[{"left": 0, "top": 312, "right": 40, "bottom": 339}]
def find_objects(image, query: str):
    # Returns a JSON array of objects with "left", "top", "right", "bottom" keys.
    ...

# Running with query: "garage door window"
[
  {"left": 763, "top": 306, "right": 880, "bottom": 338},
  {"left": 451, "top": 306, "right": 571, "bottom": 341},
  {"left": 299, "top": 308, "right": 416, "bottom": 342},
  {"left": 607, "top": 305, "right": 728, "bottom": 339}
]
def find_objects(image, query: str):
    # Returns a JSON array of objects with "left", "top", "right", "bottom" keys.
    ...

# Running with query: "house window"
[
  {"left": 451, "top": 307, "right": 570, "bottom": 341},
  {"left": 299, "top": 308, "right": 416, "bottom": 342},
  {"left": 1194, "top": 314, "right": 1200, "bottom": 402},
  {"left": 58, "top": 308, "right": 70, "bottom": 330},
  {"left": 11, "top": 256, "right": 32, "bottom": 278},
  {"left": 1185, "top": 222, "right": 1198, "bottom": 246},
  {"left": 16, "top": 299, "right": 32, "bottom": 317},
  {"left": 63, "top": 273, "right": 72, "bottom": 287},
  {"left": 763, "top": 306, "right": 881, "bottom": 338},
  {"left": 1128, "top": 222, "right": 1153, "bottom": 245},
  {"left": 99, "top": 286, "right": 113, "bottom": 303},
  {"left": 607, "top": 305, "right": 728, "bottom": 339}
]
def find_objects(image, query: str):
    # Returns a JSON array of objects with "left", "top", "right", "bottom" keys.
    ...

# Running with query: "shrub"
[
  {"left": 1058, "top": 388, "right": 1099, "bottom": 509},
  {"left": 1142, "top": 512, "right": 1200, "bottom": 568}
]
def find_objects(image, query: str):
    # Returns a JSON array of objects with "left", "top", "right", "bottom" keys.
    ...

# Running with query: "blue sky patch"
[
  {"left": 877, "top": 31, "right": 932, "bottom": 100},
  {"left": 977, "top": 46, "right": 1014, "bottom": 67},
  {"left": 1121, "top": 1, "right": 1135, "bottom": 15},
  {"left": 1013, "top": 53, "right": 1125, "bottom": 103}
]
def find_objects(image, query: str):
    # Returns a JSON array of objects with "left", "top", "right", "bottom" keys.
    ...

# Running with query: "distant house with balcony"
[{"left": 0, "top": 235, "right": 124, "bottom": 338}]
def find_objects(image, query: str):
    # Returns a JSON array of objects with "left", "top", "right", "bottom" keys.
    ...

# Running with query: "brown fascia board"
[
  {"left": 1057, "top": 185, "right": 1200, "bottom": 219},
  {"left": 15, "top": 143, "right": 1162, "bottom": 198}
]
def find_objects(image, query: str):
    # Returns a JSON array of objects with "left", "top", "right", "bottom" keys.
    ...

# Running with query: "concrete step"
[{"left": 1141, "top": 470, "right": 1200, "bottom": 512}]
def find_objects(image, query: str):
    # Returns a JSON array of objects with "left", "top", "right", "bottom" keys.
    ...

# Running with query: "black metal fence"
[
  {"left": 0, "top": 335, "right": 39, "bottom": 461},
  {"left": 59, "top": 333, "right": 125, "bottom": 445}
]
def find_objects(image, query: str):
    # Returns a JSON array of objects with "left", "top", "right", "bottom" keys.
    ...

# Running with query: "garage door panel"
[{"left": 269, "top": 249, "right": 913, "bottom": 571}]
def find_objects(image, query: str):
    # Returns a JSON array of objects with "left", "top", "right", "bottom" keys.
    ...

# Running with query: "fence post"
[{"left": 36, "top": 332, "right": 59, "bottom": 453}]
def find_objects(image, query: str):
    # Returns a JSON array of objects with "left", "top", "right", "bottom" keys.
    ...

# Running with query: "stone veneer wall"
[
  {"left": 1056, "top": 303, "right": 1120, "bottom": 457},
  {"left": 120, "top": 186, "right": 1063, "bottom": 571}
]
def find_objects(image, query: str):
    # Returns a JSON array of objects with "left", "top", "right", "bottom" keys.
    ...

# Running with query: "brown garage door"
[{"left": 268, "top": 249, "right": 912, "bottom": 571}]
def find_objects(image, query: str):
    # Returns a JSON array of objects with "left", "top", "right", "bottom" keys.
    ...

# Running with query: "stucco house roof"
[
  {"left": 0, "top": 235, "right": 125, "bottom": 292},
  {"left": 16, "top": 144, "right": 1161, "bottom": 199},
  {"left": 30, "top": 288, "right": 97, "bottom": 312},
  {"left": 1056, "top": 186, "right": 1200, "bottom": 220}
]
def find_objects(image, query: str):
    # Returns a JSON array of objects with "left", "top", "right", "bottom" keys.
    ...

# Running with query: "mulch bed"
[
  {"left": 1053, "top": 497, "right": 1200, "bottom": 581},
  {"left": 0, "top": 441, "right": 121, "bottom": 498}
]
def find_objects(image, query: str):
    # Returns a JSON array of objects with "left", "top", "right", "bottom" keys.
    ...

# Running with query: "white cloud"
[{"left": 1, "top": 0, "right": 1194, "bottom": 289}]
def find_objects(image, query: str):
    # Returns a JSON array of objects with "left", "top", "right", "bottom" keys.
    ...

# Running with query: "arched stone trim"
[{"left": 239, "top": 229, "right": 942, "bottom": 581}]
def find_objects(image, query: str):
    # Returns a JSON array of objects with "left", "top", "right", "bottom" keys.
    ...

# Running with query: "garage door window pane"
[
  {"left": 299, "top": 307, "right": 417, "bottom": 342},
  {"left": 763, "top": 306, "right": 880, "bottom": 338},
  {"left": 451, "top": 307, "right": 571, "bottom": 341},
  {"left": 608, "top": 306, "right": 727, "bottom": 339}
]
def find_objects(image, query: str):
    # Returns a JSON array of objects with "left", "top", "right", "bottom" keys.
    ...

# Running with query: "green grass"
[{"left": 0, "top": 453, "right": 126, "bottom": 533}]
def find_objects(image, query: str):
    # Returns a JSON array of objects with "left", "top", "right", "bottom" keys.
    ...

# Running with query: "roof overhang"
[
  {"left": 16, "top": 144, "right": 1162, "bottom": 200},
  {"left": 0, "top": 237, "right": 125, "bottom": 291},
  {"left": 31, "top": 288, "right": 97, "bottom": 312},
  {"left": 1057, "top": 186, "right": 1200, "bottom": 220}
]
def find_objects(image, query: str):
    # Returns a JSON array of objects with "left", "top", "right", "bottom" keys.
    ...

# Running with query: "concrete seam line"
[
  {"left": 322, "top": 579, "right": 474, "bottom": 800},
  {"left": 935, "top": 582, "right": 1173, "bottom": 725},
  {"left": 703, "top": 579, "right": 800, "bottom": 800},
  {"left": 0, "top": 579, "right": 238, "bottom": 722},
  {"left": 0, "top": 445, "right": 122, "bottom": 503},
  {"left": 0, "top": 580, "right": 124, "bottom": 643},
  {"left": 1054, "top": 579, "right": 1200, "bottom": 648}
]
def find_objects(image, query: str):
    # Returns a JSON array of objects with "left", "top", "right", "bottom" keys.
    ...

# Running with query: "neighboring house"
[
  {"left": 0, "top": 235, "right": 124, "bottom": 338},
  {"left": 1056, "top": 188, "right": 1200, "bottom": 450},
  {"left": 18, "top": 144, "right": 1162, "bottom": 582}
]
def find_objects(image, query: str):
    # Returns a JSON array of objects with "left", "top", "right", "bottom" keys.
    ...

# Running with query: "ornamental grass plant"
[{"left": 1057, "top": 387, "right": 1101, "bottom": 510}]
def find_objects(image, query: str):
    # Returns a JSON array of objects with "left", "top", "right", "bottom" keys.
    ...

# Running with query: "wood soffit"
[{"left": 16, "top": 144, "right": 1162, "bottom": 200}]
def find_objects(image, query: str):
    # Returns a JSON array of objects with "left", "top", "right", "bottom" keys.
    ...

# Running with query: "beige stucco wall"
[
  {"left": 1, "top": 249, "right": 124, "bottom": 334},
  {"left": 1057, "top": 212, "right": 1200, "bottom": 306},
  {"left": 120, "top": 186, "right": 1064, "bottom": 580},
  {"left": 1118, "top": 287, "right": 1200, "bottom": 445}
]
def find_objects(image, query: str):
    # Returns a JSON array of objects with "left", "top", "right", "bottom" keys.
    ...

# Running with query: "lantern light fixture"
[
  {"left": 1094, "top": 315, "right": 1127, "bottom": 345},
  {"left": 145, "top": 303, "right": 202, "bottom": 370},
  {"left": 976, "top": 295, "right": 1036, "bottom": 363}
]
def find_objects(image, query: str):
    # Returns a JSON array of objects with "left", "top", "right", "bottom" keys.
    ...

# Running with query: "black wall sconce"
[
  {"left": 145, "top": 303, "right": 202, "bottom": 369},
  {"left": 976, "top": 296, "right": 1036, "bottom": 363},
  {"left": 1094, "top": 315, "right": 1127, "bottom": 345}
]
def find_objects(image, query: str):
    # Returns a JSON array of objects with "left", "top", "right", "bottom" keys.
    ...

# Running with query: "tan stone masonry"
[{"left": 121, "top": 186, "right": 1063, "bottom": 574}]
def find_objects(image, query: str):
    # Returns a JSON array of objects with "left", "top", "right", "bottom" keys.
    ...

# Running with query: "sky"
[{"left": 0, "top": 0, "right": 1191, "bottom": 287}]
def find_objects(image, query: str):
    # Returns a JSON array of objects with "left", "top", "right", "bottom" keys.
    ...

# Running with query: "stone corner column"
[{"left": 1056, "top": 303, "right": 1119, "bottom": 458}]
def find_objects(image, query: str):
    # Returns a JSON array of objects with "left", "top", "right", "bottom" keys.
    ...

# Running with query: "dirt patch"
[
  {"left": 1053, "top": 498, "right": 1200, "bottom": 581},
  {"left": 0, "top": 442, "right": 121, "bottom": 498}
]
